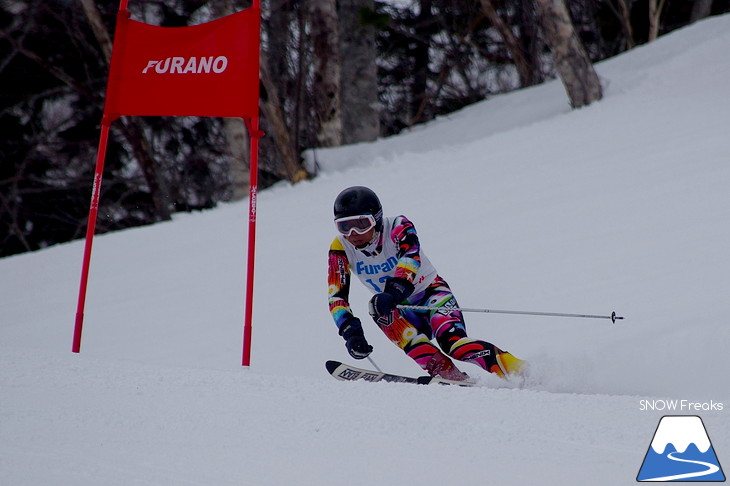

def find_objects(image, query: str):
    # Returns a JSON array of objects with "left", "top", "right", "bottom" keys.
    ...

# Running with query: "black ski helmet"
[{"left": 333, "top": 186, "right": 382, "bottom": 222}]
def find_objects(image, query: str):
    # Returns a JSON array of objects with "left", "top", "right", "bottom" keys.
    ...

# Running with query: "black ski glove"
[
  {"left": 368, "top": 277, "right": 415, "bottom": 318},
  {"left": 339, "top": 317, "right": 373, "bottom": 360}
]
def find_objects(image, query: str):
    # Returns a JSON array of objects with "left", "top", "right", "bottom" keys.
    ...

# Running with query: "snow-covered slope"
[{"left": 2, "top": 15, "right": 729, "bottom": 486}]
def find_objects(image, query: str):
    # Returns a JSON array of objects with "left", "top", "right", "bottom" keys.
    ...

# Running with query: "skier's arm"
[
  {"left": 369, "top": 216, "right": 419, "bottom": 317},
  {"left": 390, "top": 215, "right": 421, "bottom": 286},
  {"left": 328, "top": 237, "right": 373, "bottom": 359},
  {"left": 327, "top": 237, "right": 355, "bottom": 331}
]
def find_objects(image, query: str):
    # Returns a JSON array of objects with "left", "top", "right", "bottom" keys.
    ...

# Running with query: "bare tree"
[
  {"left": 648, "top": 0, "right": 667, "bottom": 41},
  {"left": 209, "top": 0, "right": 250, "bottom": 201},
  {"left": 409, "top": 0, "right": 432, "bottom": 125},
  {"left": 260, "top": 55, "right": 308, "bottom": 182},
  {"left": 80, "top": 0, "right": 171, "bottom": 220},
  {"left": 80, "top": 0, "right": 114, "bottom": 59},
  {"left": 480, "top": 0, "right": 534, "bottom": 88},
  {"left": 616, "top": 0, "right": 635, "bottom": 49},
  {"left": 258, "top": 0, "right": 308, "bottom": 183},
  {"left": 339, "top": 0, "right": 379, "bottom": 144},
  {"left": 536, "top": 0, "right": 602, "bottom": 108},
  {"left": 309, "top": 0, "right": 342, "bottom": 147}
]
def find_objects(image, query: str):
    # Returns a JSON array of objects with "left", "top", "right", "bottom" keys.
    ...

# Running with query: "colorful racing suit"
[{"left": 328, "top": 215, "right": 510, "bottom": 377}]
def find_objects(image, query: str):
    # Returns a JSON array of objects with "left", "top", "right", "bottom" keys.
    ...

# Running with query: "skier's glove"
[
  {"left": 368, "top": 277, "right": 415, "bottom": 318},
  {"left": 339, "top": 317, "right": 373, "bottom": 360}
]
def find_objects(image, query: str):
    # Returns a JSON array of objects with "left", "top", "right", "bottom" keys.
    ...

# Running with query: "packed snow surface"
[{"left": 2, "top": 15, "right": 729, "bottom": 486}]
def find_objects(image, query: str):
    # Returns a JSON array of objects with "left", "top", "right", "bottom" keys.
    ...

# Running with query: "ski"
[
  {"left": 326, "top": 359, "right": 420, "bottom": 384},
  {"left": 325, "top": 360, "right": 477, "bottom": 386}
]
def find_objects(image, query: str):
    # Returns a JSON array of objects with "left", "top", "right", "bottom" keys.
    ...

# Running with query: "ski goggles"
[{"left": 335, "top": 214, "right": 378, "bottom": 236}]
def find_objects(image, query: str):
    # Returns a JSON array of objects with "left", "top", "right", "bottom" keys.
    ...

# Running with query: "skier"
[{"left": 327, "top": 186, "right": 527, "bottom": 381}]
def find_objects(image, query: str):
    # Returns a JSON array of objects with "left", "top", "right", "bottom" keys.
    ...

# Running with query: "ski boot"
[
  {"left": 491, "top": 351, "right": 529, "bottom": 379},
  {"left": 426, "top": 352, "right": 470, "bottom": 381}
]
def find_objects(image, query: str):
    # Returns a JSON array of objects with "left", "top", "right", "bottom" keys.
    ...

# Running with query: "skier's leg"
[
  {"left": 373, "top": 311, "right": 467, "bottom": 380},
  {"left": 424, "top": 278, "right": 528, "bottom": 378},
  {"left": 437, "top": 326, "right": 527, "bottom": 378}
]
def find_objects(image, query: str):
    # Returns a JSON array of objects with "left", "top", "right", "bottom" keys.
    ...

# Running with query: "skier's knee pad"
[{"left": 434, "top": 324, "right": 468, "bottom": 354}]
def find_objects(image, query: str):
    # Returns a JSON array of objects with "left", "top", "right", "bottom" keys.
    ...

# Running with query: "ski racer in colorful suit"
[{"left": 327, "top": 186, "right": 527, "bottom": 381}]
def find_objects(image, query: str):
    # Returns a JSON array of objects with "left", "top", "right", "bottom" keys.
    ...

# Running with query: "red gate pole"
[
  {"left": 242, "top": 117, "right": 263, "bottom": 366},
  {"left": 73, "top": 118, "right": 113, "bottom": 353}
]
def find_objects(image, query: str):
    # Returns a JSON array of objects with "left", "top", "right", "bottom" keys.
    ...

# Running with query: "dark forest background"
[{"left": 1, "top": 0, "right": 727, "bottom": 257}]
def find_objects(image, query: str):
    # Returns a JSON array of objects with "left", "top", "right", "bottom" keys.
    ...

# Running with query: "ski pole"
[
  {"left": 397, "top": 305, "right": 624, "bottom": 323},
  {"left": 367, "top": 356, "right": 383, "bottom": 373}
]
